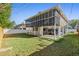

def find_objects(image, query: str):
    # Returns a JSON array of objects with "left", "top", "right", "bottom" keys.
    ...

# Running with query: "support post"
[
  {"left": 54, "top": 28, "right": 56, "bottom": 40},
  {"left": 39, "top": 26, "right": 43, "bottom": 36},
  {"left": 58, "top": 27, "right": 61, "bottom": 36},
  {"left": 54, "top": 18, "right": 56, "bottom": 40},
  {"left": 63, "top": 27, "right": 65, "bottom": 35}
]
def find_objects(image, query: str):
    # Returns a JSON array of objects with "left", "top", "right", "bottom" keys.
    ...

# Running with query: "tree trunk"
[{"left": 0, "top": 27, "right": 4, "bottom": 48}]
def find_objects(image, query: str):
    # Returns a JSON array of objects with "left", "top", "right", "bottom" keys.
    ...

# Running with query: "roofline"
[
  {"left": 25, "top": 6, "right": 68, "bottom": 23},
  {"left": 55, "top": 6, "right": 68, "bottom": 23}
]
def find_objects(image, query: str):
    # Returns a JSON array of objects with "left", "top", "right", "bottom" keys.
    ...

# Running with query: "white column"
[
  {"left": 66, "top": 24, "right": 68, "bottom": 33},
  {"left": 41, "top": 27, "right": 43, "bottom": 36},
  {"left": 54, "top": 28, "right": 56, "bottom": 39},
  {"left": 54, "top": 20, "right": 56, "bottom": 40},
  {"left": 63, "top": 27, "right": 64, "bottom": 35},
  {"left": 58, "top": 27, "right": 61, "bottom": 36},
  {"left": 53, "top": 10, "right": 56, "bottom": 40},
  {"left": 39, "top": 26, "right": 43, "bottom": 36}
]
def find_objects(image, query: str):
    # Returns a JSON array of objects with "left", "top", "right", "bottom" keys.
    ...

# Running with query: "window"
[
  {"left": 37, "top": 16, "right": 40, "bottom": 20},
  {"left": 43, "top": 28, "right": 54, "bottom": 35},
  {"left": 43, "top": 28, "right": 47, "bottom": 35},
  {"left": 36, "top": 22, "right": 38, "bottom": 27},
  {"left": 33, "top": 22, "right": 35, "bottom": 26},
  {"left": 44, "top": 19, "right": 49, "bottom": 26},
  {"left": 53, "top": 10, "right": 56, "bottom": 16},
  {"left": 35, "top": 22, "right": 37, "bottom": 26},
  {"left": 43, "top": 13, "right": 45, "bottom": 19},
  {"left": 37, "top": 21, "right": 40, "bottom": 26},
  {"left": 48, "top": 29, "right": 52, "bottom": 35},
  {"left": 36, "top": 16, "right": 37, "bottom": 20},
  {"left": 39, "top": 14, "right": 42, "bottom": 19},
  {"left": 48, "top": 29, "right": 54, "bottom": 35},
  {"left": 45, "top": 12, "right": 48, "bottom": 18},
  {"left": 49, "top": 17, "right": 55, "bottom": 25},
  {"left": 33, "top": 27, "right": 38, "bottom": 31},
  {"left": 33, "top": 17, "right": 36, "bottom": 22},
  {"left": 42, "top": 14, "right": 44, "bottom": 19},
  {"left": 61, "top": 28, "right": 63, "bottom": 32},
  {"left": 49, "top": 10, "right": 53, "bottom": 17},
  {"left": 55, "top": 16, "right": 60, "bottom": 26},
  {"left": 56, "top": 28, "right": 58, "bottom": 35},
  {"left": 31, "top": 18, "right": 33, "bottom": 22},
  {"left": 40, "top": 20, "right": 43, "bottom": 26},
  {"left": 23, "top": 28, "right": 26, "bottom": 30},
  {"left": 49, "top": 18, "right": 52, "bottom": 25},
  {"left": 35, "top": 27, "right": 38, "bottom": 31}
]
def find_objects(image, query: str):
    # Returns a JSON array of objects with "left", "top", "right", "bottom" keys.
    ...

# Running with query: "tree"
[
  {"left": 0, "top": 3, "right": 13, "bottom": 28},
  {"left": 69, "top": 19, "right": 79, "bottom": 29},
  {"left": 0, "top": 3, "right": 13, "bottom": 48}
]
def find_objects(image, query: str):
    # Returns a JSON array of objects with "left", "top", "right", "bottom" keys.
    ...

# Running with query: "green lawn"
[
  {"left": 30, "top": 34, "right": 79, "bottom": 56},
  {"left": 1, "top": 33, "right": 79, "bottom": 56},
  {"left": 2, "top": 33, "right": 54, "bottom": 56}
]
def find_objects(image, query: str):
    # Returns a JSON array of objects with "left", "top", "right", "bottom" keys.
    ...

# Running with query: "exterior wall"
[
  {"left": 29, "top": 27, "right": 43, "bottom": 36},
  {"left": 60, "top": 17, "right": 67, "bottom": 27},
  {"left": 25, "top": 7, "right": 68, "bottom": 39},
  {"left": 29, "top": 18, "right": 68, "bottom": 37},
  {"left": 32, "top": 26, "right": 60, "bottom": 35},
  {"left": 14, "top": 24, "right": 27, "bottom": 30},
  {"left": 26, "top": 27, "right": 33, "bottom": 32},
  {"left": 38, "top": 26, "right": 43, "bottom": 36},
  {"left": 59, "top": 15, "right": 68, "bottom": 35}
]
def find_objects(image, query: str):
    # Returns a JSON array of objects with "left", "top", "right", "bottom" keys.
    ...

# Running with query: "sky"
[{"left": 10, "top": 3, "right": 79, "bottom": 24}]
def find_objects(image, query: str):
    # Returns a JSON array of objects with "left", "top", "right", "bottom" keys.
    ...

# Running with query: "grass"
[
  {"left": 1, "top": 33, "right": 79, "bottom": 56},
  {"left": 2, "top": 33, "right": 54, "bottom": 56},
  {"left": 30, "top": 34, "right": 79, "bottom": 56}
]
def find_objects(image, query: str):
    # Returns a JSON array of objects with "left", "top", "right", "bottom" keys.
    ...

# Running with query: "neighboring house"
[
  {"left": 25, "top": 6, "right": 68, "bottom": 39},
  {"left": 14, "top": 22, "right": 32, "bottom": 32},
  {"left": 75, "top": 22, "right": 79, "bottom": 31},
  {"left": 67, "top": 24, "right": 76, "bottom": 33},
  {"left": 14, "top": 23, "right": 26, "bottom": 30}
]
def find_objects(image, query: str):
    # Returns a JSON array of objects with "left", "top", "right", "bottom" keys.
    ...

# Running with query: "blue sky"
[{"left": 10, "top": 3, "right": 79, "bottom": 24}]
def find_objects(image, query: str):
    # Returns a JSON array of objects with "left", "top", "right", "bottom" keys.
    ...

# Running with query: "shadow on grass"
[
  {"left": 30, "top": 34, "right": 79, "bottom": 56},
  {"left": 4, "top": 33, "right": 37, "bottom": 38},
  {"left": 38, "top": 37, "right": 53, "bottom": 42}
]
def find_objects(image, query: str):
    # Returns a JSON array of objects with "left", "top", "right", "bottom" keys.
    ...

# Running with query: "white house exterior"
[
  {"left": 75, "top": 22, "right": 79, "bottom": 32},
  {"left": 25, "top": 6, "right": 68, "bottom": 39}
]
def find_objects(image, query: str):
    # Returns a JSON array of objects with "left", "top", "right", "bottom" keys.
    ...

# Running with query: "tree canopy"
[
  {"left": 69, "top": 19, "right": 79, "bottom": 29},
  {"left": 0, "top": 3, "right": 14, "bottom": 28}
]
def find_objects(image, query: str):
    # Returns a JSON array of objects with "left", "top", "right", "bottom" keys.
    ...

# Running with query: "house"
[
  {"left": 14, "top": 21, "right": 29, "bottom": 29},
  {"left": 14, "top": 21, "right": 32, "bottom": 33},
  {"left": 14, "top": 23, "right": 27, "bottom": 30},
  {"left": 25, "top": 6, "right": 68, "bottom": 39},
  {"left": 75, "top": 22, "right": 79, "bottom": 32}
]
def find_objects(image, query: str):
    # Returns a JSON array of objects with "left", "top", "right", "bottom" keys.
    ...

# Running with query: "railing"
[
  {"left": 4, "top": 29, "right": 28, "bottom": 34},
  {"left": 68, "top": 29, "right": 76, "bottom": 32}
]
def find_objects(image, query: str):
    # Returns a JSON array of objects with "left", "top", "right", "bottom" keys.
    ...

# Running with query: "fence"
[
  {"left": 4, "top": 29, "right": 28, "bottom": 34},
  {"left": 68, "top": 29, "right": 76, "bottom": 33}
]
